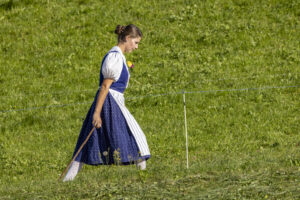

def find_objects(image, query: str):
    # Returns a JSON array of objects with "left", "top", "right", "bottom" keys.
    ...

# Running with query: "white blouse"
[{"left": 102, "top": 46, "right": 128, "bottom": 82}]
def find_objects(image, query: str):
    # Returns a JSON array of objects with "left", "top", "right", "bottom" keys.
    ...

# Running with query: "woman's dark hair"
[{"left": 115, "top": 24, "right": 142, "bottom": 43}]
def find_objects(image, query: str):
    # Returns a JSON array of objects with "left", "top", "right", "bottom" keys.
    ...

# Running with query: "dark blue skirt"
[{"left": 73, "top": 90, "right": 150, "bottom": 165}]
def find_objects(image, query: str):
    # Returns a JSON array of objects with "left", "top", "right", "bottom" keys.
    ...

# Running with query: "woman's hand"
[{"left": 92, "top": 112, "right": 102, "bottom": 128}]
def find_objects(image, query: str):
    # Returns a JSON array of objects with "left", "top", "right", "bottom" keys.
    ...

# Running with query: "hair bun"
[{"left": 115, "top": 25, "right": 125, "bottom": 35}]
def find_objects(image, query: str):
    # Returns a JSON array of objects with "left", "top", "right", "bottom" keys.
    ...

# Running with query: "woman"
[{"left": 63, "top": 24, "right": 151, "bottom": 182}]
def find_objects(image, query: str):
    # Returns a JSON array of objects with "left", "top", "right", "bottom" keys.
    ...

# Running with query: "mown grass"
[{"left": 0, "top": 0, "right": 299, "bottom": 199}]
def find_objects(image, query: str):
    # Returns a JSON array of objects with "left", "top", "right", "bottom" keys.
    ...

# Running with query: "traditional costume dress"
[{"left": 63, "top": 46, "right": 150, "bottom": 181}]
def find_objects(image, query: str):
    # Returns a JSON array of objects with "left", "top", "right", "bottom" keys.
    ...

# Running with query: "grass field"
[{"left": 0, "top": 0, "right": 299, "bottom": 199}]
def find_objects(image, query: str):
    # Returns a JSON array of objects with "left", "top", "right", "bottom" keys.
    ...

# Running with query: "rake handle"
[{"left": 58, "top": 126, "right": 96, "bottom": 181}]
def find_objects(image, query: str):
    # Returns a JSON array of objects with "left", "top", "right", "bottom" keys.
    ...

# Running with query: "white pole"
[{"left": 183, "top": 90, "right": 189, "bottom": 169}]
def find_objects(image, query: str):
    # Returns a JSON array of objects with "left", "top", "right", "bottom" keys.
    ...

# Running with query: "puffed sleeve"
[{"left": 102, "top": 52, "right": 123, "bottom": 82}]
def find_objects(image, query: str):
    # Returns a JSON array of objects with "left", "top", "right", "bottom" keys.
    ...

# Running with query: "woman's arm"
[{"left": 92, "top": 78, "right": 114, "bottom": 128}]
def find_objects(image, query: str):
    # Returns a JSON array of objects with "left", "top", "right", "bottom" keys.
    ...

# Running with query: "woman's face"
[{"left": 124, "top": 36, "right": 141, "bottom": 53}]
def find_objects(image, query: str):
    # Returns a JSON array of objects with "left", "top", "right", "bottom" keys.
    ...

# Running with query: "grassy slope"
[{"left": 0, "top": 0, "right": 299, "bottom": 199}]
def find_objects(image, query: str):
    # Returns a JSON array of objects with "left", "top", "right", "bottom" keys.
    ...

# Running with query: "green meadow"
[{"left": 0, "top": 0, "right": 299, "bottom": 199}]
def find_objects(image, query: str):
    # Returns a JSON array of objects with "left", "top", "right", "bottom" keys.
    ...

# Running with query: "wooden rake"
[{"left": 58, "top": 126, "right": 96, "bottom": 182}]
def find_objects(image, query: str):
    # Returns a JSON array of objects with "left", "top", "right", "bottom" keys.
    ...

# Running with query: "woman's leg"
[
  {"left": 136, "top": 160, "right": 146, "bottom": 170},
  {"left": 63, "top": 161, "right": 83, "bottom": 182}
]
